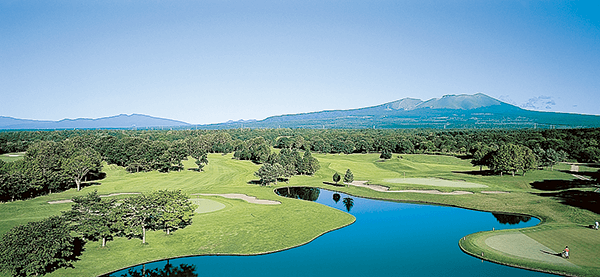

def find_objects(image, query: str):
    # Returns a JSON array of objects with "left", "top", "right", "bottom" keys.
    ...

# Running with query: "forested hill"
[
  {"left": 0, "top": 114, "right": 190, "bottom": 130},
  {"left": 200, "top": 93, "right": 600, "bottom": 129}
]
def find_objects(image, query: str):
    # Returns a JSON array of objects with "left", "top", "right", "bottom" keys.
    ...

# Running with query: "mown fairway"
[{"left": 0, "top": 152, "right": 598, "bottom": 276}]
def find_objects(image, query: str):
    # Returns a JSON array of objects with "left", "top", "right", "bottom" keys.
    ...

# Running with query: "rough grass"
[{"left": 0, "top": 152, "right": 598, "bottom": 276}]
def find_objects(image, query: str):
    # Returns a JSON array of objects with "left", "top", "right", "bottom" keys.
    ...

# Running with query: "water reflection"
[
  {"left": 110, "top": 262, "right": 197, "bottom": 277},
  {"left": 342, "top": 197, "right": 354, "bottom": 212},
  {"left": 107, "top": 188, "right": 545, "bottom": 277},
  {"left": 333, "top": 193, "right": 341, "bottom": 203},
  {"left": 275, "top": 187, "right": 320, "bottom": 201},
  {"left": 492, "top": 212, "right": 532, "bottom": 225}
]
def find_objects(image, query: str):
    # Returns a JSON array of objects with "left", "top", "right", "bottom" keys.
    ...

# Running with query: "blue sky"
[{"left": 1, "top": 0, "right": 599, "bottom": 124}]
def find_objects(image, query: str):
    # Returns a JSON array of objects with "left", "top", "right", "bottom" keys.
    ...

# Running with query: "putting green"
[
  {"left": 485, "top": 232, "right": 575, "bottom": 266},
  {"left": 190, "top": 198, "right": 226, "bottom": 214},
  {"left": 384, "top": 178, "right": 488, "bottom": 188}
]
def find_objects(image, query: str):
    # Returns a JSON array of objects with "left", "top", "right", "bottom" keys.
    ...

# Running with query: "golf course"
[{"left": 0, "top": 152, "right": 599, "bottom": 276}]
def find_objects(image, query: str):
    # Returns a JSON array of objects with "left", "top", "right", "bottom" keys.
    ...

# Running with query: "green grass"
[
  {"left": 0, "top": 152, "right": 25, "bottom": 163},
  {"left": 0, "top": 153, "right": 598, "bottom": 276}
]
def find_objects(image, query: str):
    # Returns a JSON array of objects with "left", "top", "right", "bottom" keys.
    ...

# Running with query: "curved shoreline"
[
  {"left": 98, "top": 215, "right": 356, "bottom": 277},
  {"left": 459, "top": 236, "right": 578, "bottom": 277},
  {"left": 100, "top": 186, "right": 575, "bottom": 277}
]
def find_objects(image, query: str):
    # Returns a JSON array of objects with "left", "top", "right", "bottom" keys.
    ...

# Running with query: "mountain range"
[
  {"left": 2, "top": 94, "right": 600, "bottom": 130},
  {"left": 0, "top": 114, "right": 189, "bottom": 130}
]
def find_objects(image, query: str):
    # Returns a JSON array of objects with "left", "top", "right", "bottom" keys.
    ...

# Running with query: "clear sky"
[{"left": 1, "top": 0, "right": 599, "bottom": 124}]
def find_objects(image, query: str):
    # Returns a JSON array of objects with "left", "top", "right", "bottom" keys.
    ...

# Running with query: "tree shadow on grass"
[
  {"left": 534, "top": 190, "right": 600, "bottom": 214},
  {"left": 68, "top": 237, "right": 86, "bottom": 263},
  {"left": 323, "top": 181, "right": 345, "bottom": 187},
  {"left": 247, "top": 180, "right": 262, "bottom": 185},
  {"left": 453, "top": 170, "right": 496, "bottom": 176},
  {"left": 540, "top": 250, "right": 562, "bottom": 257},
  {"left": 530, "top": 179, "right": 596, "bottom": 191}
]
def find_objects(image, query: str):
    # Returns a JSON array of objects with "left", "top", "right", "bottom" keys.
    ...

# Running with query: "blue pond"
[{"left": 107, "top": 188, "right": 551, "bottom": 277}]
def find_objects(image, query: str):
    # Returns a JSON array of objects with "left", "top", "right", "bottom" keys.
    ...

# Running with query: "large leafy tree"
[
  {"left": 119, "top": 194, "right": 158, "bottom": 244},
  {"left": 471, "top": 145, "right": 494, "bottom": 171},
  {"left": 61, "top": 147, "right": 102, "bottom": 191},
  {"left": 380, "top": 149, "right": 392, "bottom": 160},
  {"left": 0, "top": 216, "right": 75, "bottom": 277},
  {"left": 119, "top": 190, "right": 196, "bottom": 243},
  {"left": 63, "top": 190, "right": 122, "bottom": 247},
  {"left": 255, "top": 163, "right": 283, "bottom": 186},
  {"left": 489, "top": 144, "right": 537, "bottom": 176},
  {"left": 298, "top": 150, "right": 320, "bottom": 175},
  {"left": 150, "top": 190, "right": 197, "bottom": 235}
]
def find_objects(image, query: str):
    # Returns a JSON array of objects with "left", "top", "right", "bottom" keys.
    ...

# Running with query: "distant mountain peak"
[
  {"left": 0, "top": 114, "right": 189, "bottom": 130},
  {"left": 380, "top": 93, "right": 506, "bottom": 111},
  {"left": 384, "top": 98, "right": 423, "bottom": 110},
  {"left": 416, "top": 93, "right": 504, "bottom": 110}
]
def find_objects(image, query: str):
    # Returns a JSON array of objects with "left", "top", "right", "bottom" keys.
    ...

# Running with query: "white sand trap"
[
  {"left": 190, "top": 198, "right": 226, "bottom": 214},
  {"left": 384, "top": 178, "right": 488, "bottom": 188},
  {"left": 350, "top": 181, "right": 473, "bottom": 195},
  {"left": 196, "top": 193, "right": 281, "bottom": 205},
  {"left": 485, "top": 232, "right": 576, "bottom": 266}
]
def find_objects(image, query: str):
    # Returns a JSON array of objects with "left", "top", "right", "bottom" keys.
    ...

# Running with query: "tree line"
[
  {"left": 0, "top": 190, "right": 196, "bottom": 277},
  {"left": 2, "top": 127, "right": 600, "bottom": 200},
  {"left": 2, "top": 128, "right": 599, "bottom": 162}
]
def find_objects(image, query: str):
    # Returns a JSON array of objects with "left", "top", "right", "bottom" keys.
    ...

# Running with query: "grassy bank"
[{"left": 0, "top": 153, "right": 598, "bottom": 276}]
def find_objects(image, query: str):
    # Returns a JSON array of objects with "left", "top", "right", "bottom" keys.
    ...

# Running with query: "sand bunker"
[
  {"left": 195, "top": 193, "right": 281, "bottom": 205},
  {"left": 350, "top": 181, "right": 473, "bottom": 195},
  {"left": 384, "top": 178, "right": 488, "bottom": 188}
]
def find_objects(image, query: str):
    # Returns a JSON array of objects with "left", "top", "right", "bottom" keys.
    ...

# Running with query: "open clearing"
[{"left": 384, "top": 177, "right": 488, "bottom": 188}]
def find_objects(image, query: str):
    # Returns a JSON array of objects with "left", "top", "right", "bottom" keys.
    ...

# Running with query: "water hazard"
[{"left": 106, "top": 187, "right": 550, "bottom": 277}]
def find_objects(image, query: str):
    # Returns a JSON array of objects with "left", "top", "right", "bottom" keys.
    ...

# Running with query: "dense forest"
[{"left": 1, "top": 128, "right": 600, "bottom": 201}]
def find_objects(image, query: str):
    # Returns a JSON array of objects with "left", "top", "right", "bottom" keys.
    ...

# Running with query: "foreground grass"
[{"left": 0, "top": 153, "right": 598, "bottom": 276}]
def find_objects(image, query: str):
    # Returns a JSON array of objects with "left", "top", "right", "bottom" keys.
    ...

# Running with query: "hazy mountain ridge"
[
  {"left": 204, "top": 93, "right": 600, "bottom": 129},
  {"left": 2, "top": 94, "right": 599, "bottom": 130},
  {"left": 0, "top": 114, "right": 190, "bottom": 130}
]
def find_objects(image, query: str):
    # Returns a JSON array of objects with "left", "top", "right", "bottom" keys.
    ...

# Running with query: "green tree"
[
  {"left": 333, "top": 172, "right": 341, "bottom": 184},
  {"left": 343, "top": 169, "right": 354, "bottom": 185},
  {"left": 298, "top": 150, "right": 320, "bottom": 175},
  {"left": 255, "top": 163, "right": 282, "bottom": 186},
  {"left": 471, "top": 145, "right": 493, "bottom": 171},
  {"left": 150, "top": 190, "right": 197, "bottom": 235},
  {"left": 0, "top": 216, "right": 75, "bottom": 277},
  {"left": 63, "top": 190, "right": 122, "bottom": 247},
  {"left": 380, "top": 149, "right": 392, "bottom": 160},
  {"left": 119, "top": 194, "right": 158, "bottom": 244},
  {"left": 61, "top": 147, "right": 102, "bottom": 191},
  {"left": 489, "top": 144, "right": 537, "bottom": 176}
]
